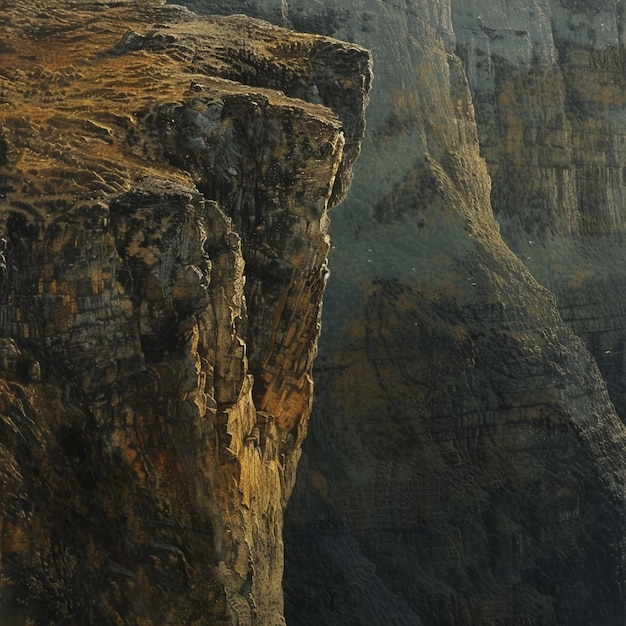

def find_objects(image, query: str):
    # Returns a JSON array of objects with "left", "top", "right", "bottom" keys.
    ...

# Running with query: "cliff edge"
[{"left": 0, "top": 2, "right": 371, "bottom": 624}]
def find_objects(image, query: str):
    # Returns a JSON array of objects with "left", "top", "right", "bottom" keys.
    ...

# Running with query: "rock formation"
[
  {"left": 184, "top": 0, "right": 626, "bottom": 624},
  {"left": 5, "top": 0, "right": 626, "bottom": 622},
  {"left": 0, "top": 2, "right": 370, "bottom": 624},
  {"left": 452, "top": 0, "right": 626, "bottom": 421}
]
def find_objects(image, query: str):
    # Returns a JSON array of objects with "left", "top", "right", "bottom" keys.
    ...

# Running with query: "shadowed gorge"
[{"left": 0, "top": 1, "right": 371, "bottom": 623}]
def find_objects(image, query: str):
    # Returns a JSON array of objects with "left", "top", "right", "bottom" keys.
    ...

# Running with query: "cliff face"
[
  {"left": 452, "top": 0, "right": 626, "bottom": 420},
  {"left": 185, "top": 1, "right": 626, "bottom": 624},
  {"left": 0, "top": 2, "right": 370, "bottom": 624},
  {"left": 5, "top": 0, "right": 626, "bottom": 623}
]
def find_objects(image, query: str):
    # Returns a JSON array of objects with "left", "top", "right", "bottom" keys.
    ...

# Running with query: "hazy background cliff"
[{"left": 183, "top": 0, "right": 626, "bottom": 624}]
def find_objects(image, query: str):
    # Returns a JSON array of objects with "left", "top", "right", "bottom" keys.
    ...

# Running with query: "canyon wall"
[
  {"left": 186, "top": 0, "right": 626, "bottom": 624},
  {"left": 4, "top": 0, "right": 626, "bottom": 623},
  {"left": 452, "top": 0, "right": 626, "bottom": 420},
  {"left": 0, "top": 2, "right": 370, "bottom": 624}
]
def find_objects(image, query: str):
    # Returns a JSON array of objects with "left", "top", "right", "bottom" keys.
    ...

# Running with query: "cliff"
[
  {"left": 184, "top": 1, "right": 626, "bottom": 624},
  {"left": 452, "top": 0, "right": 626, "bottom": 421},
  {"left": 5, "top": 0, "right": 626, "bottom": 623},
  {"left": 0, "top": 2, "right": 371, "bottom": 624}
]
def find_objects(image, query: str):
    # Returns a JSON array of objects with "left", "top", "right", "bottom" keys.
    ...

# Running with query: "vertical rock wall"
[
  {"left": 452, "top": 0, "right": 626, "bottom": 420},
  {"left": 0, "top": 2, "right": 370, "bottom": 624},
  {"left": 186, "top": 0, "right": 626, "bottom": 624}
]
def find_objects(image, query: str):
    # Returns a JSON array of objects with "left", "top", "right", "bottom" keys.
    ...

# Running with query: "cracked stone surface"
[{"left": 0, "top": 1, "right": 371, "bottom": 623}]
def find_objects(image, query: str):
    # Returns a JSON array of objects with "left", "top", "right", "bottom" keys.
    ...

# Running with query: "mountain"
[
  {"left": 0, "top": 1, "right": 370, "bottom": 623},
  {"left": 4, "top": 0, "right": 626, "bottom": 622},
  {"left": 183, "top": 1, "right": 626, "bottom": 624}
]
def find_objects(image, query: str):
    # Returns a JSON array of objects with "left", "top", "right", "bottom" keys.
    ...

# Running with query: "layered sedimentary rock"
[
  {"left": 452, "top": 0, "right": 626, "bottom": 420},
  {"left": 186, "top": 1, "right": 626, "bottom": 624},
  {"left": 0, "top": 2, "right": 370, "bottom": 624}
]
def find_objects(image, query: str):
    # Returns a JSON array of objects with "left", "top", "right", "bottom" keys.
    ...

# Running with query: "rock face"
[
  {"left": 185, "top": 0, "right": 626, "bottom": 624},
  {"left": 6, "top": 0, "right": 626, "bottom": 623},
  {"left": 0, "top": 2, "right": 370, "bottom": 624},
  {"left": 452, "top": 0, "right": 626, "bottom": 421}
]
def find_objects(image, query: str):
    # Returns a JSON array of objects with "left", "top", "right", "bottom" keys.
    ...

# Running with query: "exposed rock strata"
[
  {"left": 186, "top": 0, "right": 626, "bottom": 624},
  {"left": 0, "top": 2, "right": 370, "bottom": 624},
  {"left": 451, "top": 0, "right": 626, "bottom": 421}
]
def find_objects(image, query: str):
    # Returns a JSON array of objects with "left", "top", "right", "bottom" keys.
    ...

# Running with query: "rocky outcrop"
[
  {"left": 186, "top": 1, "right": 626, "bottom": 624},
  {"left": 6, "top": 0, "right": 626, "bottom": 622},
  {"left": 0, "top": 2, "right": 370, "bottom": 624}
]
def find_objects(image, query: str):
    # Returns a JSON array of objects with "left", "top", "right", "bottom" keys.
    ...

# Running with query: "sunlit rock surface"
[
  {"left": 186, "top": 1, "right": 626, "bottom": 624},
  {"left": 0, "top": 1, "right": 371, "bottom": 623}
]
